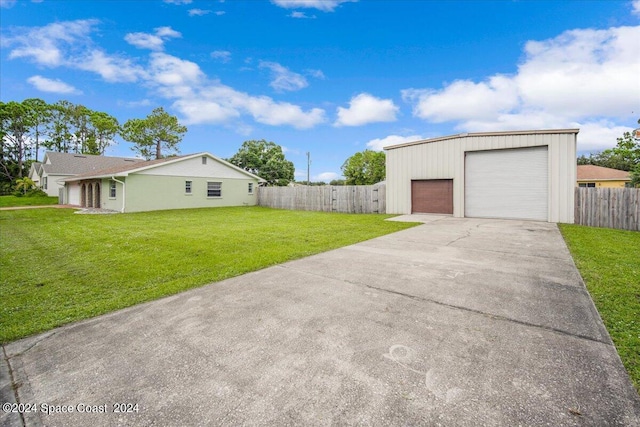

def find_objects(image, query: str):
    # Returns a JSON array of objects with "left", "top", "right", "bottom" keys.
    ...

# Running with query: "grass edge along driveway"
[
  {"left": 0, "top": 206, "right": 419, "bottom": 343},
  {"left": 559, "top": 224, "right": 640, "bottom": 393}
]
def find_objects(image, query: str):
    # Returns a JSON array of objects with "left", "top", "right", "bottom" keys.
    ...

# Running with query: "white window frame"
[
  {"left": 109, "top": 181, "right": 116, "bottom": 198},
  {"left": 248, "top": 182, "right": 254, "bottom": 194},
  {"left": 185, "top": 180, "right": 192, "bottom": 194},
  {"left": 202, "top": 156, "right": 207, "bottom": 165},
  {"left": 207, "top": 181, "right": 222, "bottom": 198}
]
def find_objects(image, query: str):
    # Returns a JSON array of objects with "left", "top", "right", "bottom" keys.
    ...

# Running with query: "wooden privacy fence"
[
  {"left": 574, "top": 187, "right": 640, "bottom": 231},
  {"left": 257, "top": 184, "right": 386, "bottom": 214}
]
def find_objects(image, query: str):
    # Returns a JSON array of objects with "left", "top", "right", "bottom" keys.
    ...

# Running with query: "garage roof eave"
[{"left": 383, "top": 128, "right": 580, "bottom": 151}]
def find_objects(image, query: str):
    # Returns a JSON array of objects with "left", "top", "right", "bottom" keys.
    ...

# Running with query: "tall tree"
[
  {"left": 22, "top": 98, "right": 50, "bottom": 162},
  {"left": 68, "top": 104, "right": 93, "bottom": 154},
  {"left": 227, "top": 139, "right": 294, "bottom": 186},
  {"left": 88, "top": 111, "right": 119, "bottom": 155},
  {"left": 121, "top": 107, "right": 187, "bottom": 160},
  {"left": 341, "top": 150, "right": 386, "bottom": 185},
  {"left": 0, "top": 101, "right": 35, "bottom": 179},
  {"left": 44, "top": 100, "right": 74, "bottom": 153}
]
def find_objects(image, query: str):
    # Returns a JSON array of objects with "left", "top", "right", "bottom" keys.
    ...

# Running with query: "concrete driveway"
[{"left": 2, "top": 216, "right": 639, "bottom": 426}]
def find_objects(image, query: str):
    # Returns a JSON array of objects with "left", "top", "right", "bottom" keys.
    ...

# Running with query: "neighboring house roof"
[
  {"left": 577, "top": 165, "right": 631, "bottom": 181},
  {"left": 41, "top": 151, "right": 144, "bottom": 176},
  {"left": 29, "top": 162, "right": 43, "bottom": 177},
  {"left": 63, "top": 152, "right": 266, "bottom": 182}
]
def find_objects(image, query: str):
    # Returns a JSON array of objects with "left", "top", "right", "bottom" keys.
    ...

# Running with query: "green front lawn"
[
  {"left": 0, "top": 195, "right": 58, "bottom": 207},
  {"left": 0, "top": 207, "right": 418, "bottom": 343},
  {"left": 559, "top": 224, "right": 640, "bottom": 392}
]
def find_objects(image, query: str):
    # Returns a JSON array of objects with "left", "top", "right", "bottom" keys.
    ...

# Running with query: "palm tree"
[{"left": 15, "top": 177, "right": 36, "bottom": 195}]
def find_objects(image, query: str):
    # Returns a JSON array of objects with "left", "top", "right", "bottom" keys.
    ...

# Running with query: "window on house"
[
  {"left": 202, "top": 156, "right": 207, "bottom": 165},
  {"left": 185, "top": 181, "right": 192, "bottom": 194},
  {"left": 207, "top": 182, "right": 221, "bottom": 197},
  {"left": 110, "top": 181, "right": 116, "bottom": 198},
  {"left": 578, "top": 183, "right": 596, "bottom": 188},
  {"left": 248, "top": 182, "right": 254, "bottom": 194},
  {"left": 43, "top": 177, "right": 47, "bottom": 190}
]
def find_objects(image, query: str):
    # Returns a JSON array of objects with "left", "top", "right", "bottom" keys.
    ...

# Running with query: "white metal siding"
[
  {"left": 465, "top": 147, "right": 548, "bottom": 221},
  {"left": 385, "top": 130, "right": 577, "bottom": 223}
]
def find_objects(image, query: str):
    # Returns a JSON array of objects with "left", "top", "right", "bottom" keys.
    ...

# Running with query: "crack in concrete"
[
  {"left": 361, "top": 283, "right": 611, "bottom": 346},
  {"left": 445, "top": 231, "right": 471, "bottom": 246},
  {"left": 5, "top": 331, "right": 58, "bottom": 360},
  {"left": 2, "top": 345, "right": 26, "bottom": 427},
  {"left": 277, "top": 264, "right": 611, "bottom": 347}
]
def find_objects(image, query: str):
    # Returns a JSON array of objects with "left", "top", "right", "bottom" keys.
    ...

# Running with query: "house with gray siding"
[{"left": 62, "top": 152, "right": 265, "bottom": 213}]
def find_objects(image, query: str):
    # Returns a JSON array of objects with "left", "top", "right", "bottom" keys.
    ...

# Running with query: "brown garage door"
[{"left": 411, "top": 179, "right": 453, "bottom": 214}]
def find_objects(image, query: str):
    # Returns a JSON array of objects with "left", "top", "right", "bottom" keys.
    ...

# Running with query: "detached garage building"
[{"left": 384, "top": 129, "right": 577, "bottom": 223}]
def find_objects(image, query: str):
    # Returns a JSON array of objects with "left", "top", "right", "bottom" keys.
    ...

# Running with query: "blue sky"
[{"left": 2, "top": 0, "right": 639, "bottom": 182}]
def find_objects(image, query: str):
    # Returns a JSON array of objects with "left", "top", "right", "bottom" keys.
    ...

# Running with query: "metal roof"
[{"left": 384, "top": 129, "right": 581, "bottom": 150}]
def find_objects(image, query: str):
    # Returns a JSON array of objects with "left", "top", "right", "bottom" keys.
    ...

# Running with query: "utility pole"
[{"left": 306, "top": 151, "right": 311, "bottom": 185}]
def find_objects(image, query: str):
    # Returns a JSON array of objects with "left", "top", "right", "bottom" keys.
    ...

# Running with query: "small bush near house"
[{"left": 560, "top": 224, "right": 640, "bottom": 392}]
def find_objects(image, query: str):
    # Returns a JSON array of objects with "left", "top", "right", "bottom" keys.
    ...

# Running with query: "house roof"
[
  {"left": 577, "top": 165, "right": 631, "bottom": 181},
  {"left": 63, "top": 152, "right": 266, "bottom": 182},
  {"left": 383, "top": 129, "right": 580, "bottom": 150},
  {"left": 42, "top": 151, "right": 144, "bottom": 175}
]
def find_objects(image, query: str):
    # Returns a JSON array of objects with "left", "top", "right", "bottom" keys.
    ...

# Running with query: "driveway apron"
[{"left": 3, "top": 216, "right": 639, "bottom": 426}]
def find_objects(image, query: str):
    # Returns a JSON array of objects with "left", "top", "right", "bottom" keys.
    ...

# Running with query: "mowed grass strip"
[
  {"left": 559, "top": 224, "right": 640, "bottom": 393},
  {"left": 0, "top": 195, "right": 59, "bottom": 207},
  {"left": 0, "top": 206, "right": 418, "bottom": 343}
]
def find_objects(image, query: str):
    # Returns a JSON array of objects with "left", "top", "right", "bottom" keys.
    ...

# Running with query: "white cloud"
[
  {"left": 188, "top": 8, "right": 211, "bottom": 16},
  {"left": 211, "top": 50, "right": 231, "bottom": 63},
  {"left": 335, "top": 93, "right": 399, "bottom": 126},
  {"left": 142, "top": 54, "right": 325, "bottom": 128},
  {"left": 570, "top": 121, "right": 634, "bottom": 152},
  {"left": 120, "top": 99, "right": 152, "bottom": 108},
  {"left": 164, "top": 0, "right": 192, "bottom": 4},
  {"left": 289, "top": 11, "right": 315, "bottom": 18},
  {"left": 3, "top": 20, "right": 146, "bottom": 83},
  {"left": 172, "top": 99, "right": 240, "bottom": 124},
  {"left": 3, "top": 19, "right": 98, "bottom": 66},
  {"left": 402, "top": 25, "right": 640, "bottom": 152},
  {"left": 170, "top": 85, "right": 326, "bottom": 128},
  {"left": 632, "top": 0, "right": 640, "bottom": 16},
  {"left": 315, "top": 172, "right": 338, "bottom": 181},
  {"left": 366, "top": 134, "right": 423, "bottom": 151},
  {"left": 215, "top": 11, "right": 226, "bottom": 15},
  {"left": 259, "top": 61, "right": 308, "bottom": 92},
  {"left": 155, "top": 26, "right": 181, "bottom": 38},
  {"left": 27, "top": 75, "right": 81, "bottom": 94},
  {"left": 0, "top": 0, "right": 16, "bottom": 8},
  {"left": 306, "top": 69, "right": 325, "bottom": 79},
  {"left": 241, "top": 94, "right": 326, "bottom": 128},
  {"left": 148, "top": 52, "right": 203, "bottom": 87},
  {"left": 402, "top": 75, "right": 518, "bottom": 122},
  {"left": 5, "top": 19, "right": 326, "bottom": 131},
  {"left": 271, "top": 0, "right": 356, "bottom": 12},
  {"left": 125, "top": 26, "right": 181, "bottom": 51},
  {"left": 76, "top": 50, "right": 146, "bottom": 83}
]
